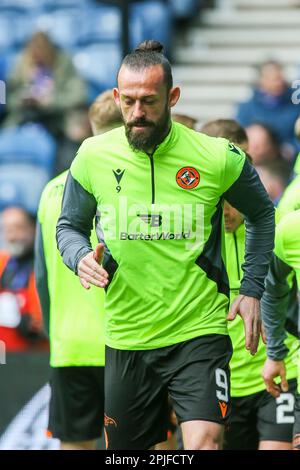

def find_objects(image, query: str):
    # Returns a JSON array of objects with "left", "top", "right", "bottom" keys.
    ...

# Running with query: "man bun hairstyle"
[
  {"left": 134, "top": 39, "right": 164, "bottom": 54},
  {"left": 120, "top": 39, "right": 173, "bottom": 91}
]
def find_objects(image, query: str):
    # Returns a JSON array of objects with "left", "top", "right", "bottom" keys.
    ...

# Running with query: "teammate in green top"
[
  {"left": 201, "top": 119, "right": 299, "bottom": 450},
  {"left": 293, "top": 117, "right": 300, "bottom": 175},
  {"left": 35, "top": 90, "right": 122, "bottom": 450},
  {"left": 262, "top": 210, "right": 300, "bottom": 450},
  {"left": 276, "top": 174, "right": 300, "bottom": 220},
  {"left": 276, "top": 117, "right": 300, "bottom": 220},
  {"left": 57, "top": 40, "right": 275, "bottom": 450}
]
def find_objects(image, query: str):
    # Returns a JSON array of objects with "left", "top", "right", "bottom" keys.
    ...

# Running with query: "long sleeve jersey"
[
  {"left": 261, "top": 210, "right": 300, "bottom": 361},
  {"left": 57, "top": 122, "right": 275, "bottom": 350},
  {"left": 36, "top": 171, "right": 105, "bottom": 366}
]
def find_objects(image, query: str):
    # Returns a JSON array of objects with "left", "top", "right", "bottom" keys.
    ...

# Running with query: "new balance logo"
[{"left": 137, "top": 213, "right": 162, "bottom": 227}]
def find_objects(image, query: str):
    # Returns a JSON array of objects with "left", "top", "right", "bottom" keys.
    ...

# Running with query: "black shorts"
[
  {"left": 224, "top": 379, "right": 298, "bottom": 450},
  {"left": 104, "top": 334, "right": 233, "bottom": 450},
  {"left": 48, "top": 366, "right": 104, "bottom": 442}
]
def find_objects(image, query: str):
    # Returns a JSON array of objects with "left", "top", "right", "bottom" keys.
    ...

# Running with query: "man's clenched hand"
[
  {"left": 262, "top": 358, "right": 288, "bottom": 398},
  {"left": 78, "top": 243, "right": 109, "bottom": 289}
]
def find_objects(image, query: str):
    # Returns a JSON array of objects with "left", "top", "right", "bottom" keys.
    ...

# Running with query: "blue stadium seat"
[
  {"left": 78, "top": 5, "right": 121, "bottom": 45},
  {"left": 0, "top": 58, "right": 5, "bottom": 82},
  {"left": 0, "top": 12, "right": 36, "bottom": 50},
  {"left": 0, "top": 0, "right": 37, "bottom": 12},
  {"left": 0, "top": 164, "right": 50, "bottom": 213},
  {"left": 0, "top": 49, "right": 19, "bottom": 81},
  {"left": 14, "top": 13, "right": 38, "bottom": 47},
  {"left": 40, "top": 0, "right": 89, "bottom": 11},
  {"left": 34, "top": 9, "right": 83, "bottom": 50},
  {"left": 0, "top": 0, "right": 88, "bottom": 13},
  {"left": 130, "top": 1, "right": 172, "bottom": 53},
  {"left": 4, "top": 49, "right": 19, "bottom": 78},
  {"left": 0, "top": 123, "right": 56, "bottom": 174},
  {"left": 72, "top": 43, "right": 121, "bottom": 101},
  {"left": 0, "top": 15, "right": 16, "bottom": 50},
  {"left": 169, "top": 0, "right": 202, "bottom": 19},
  {"left": 0, "top": 173, "right": 24, "bottom": 211}
]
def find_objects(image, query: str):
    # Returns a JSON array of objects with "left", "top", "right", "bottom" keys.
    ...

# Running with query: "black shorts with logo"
[
  {"left": 224, "top": 378, "right": 298, "bottom": 450},
  {"left": 104, "top": 334, "right": 233, "bottom": 450},
  {"left": 48, "top": 366, "right": 104, "bottom": 442}
]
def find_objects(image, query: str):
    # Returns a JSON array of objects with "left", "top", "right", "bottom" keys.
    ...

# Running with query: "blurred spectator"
[
  {"left": 0, "top": 206, "right": 47, "bottom": 352},
  {"left": 200, "top": 118, "right": 248, "bottom": 147},
  {"left": 55, "top": 105, "right": 92, "bottom": 174},
  {"left": 246, "top": 123, "right": 290, "bottom": 181},
  {"left": 5, "top": 32, "right": 87, "bottom": 138},
  {"left": 236, "top": 61, "right": 300, "bottom": 162},
  {"left": 246, "top": 123, "right": 279, "bottom": 165},
  {"left": 255, "top": 164, "right": 286, "bottom": 206},
  {"left": 201, "top": 118, "right": 286, "bottom": 205},
  {"left": 172, "top": 113, "right": 197, "bottom": 129}
]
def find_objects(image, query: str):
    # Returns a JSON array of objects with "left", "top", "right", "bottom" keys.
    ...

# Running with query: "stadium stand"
[
  {"left": 0, "top": 1, "right": 197, "bottom": 98},
  {"left": 0, "top": 0, "right": 204, "bottom": 226},
  {"left": 0, "top": 0, "right": 205, "bottom": 92},
  {"left": 173, "top": 0, "right": 300, "bottom": 123},
  {"left": 129, "top": 1, "right": 172, "bottom": 52},
  {"left": 0, "top": 123, "right": 56, "bottom": 172},
  {"left": 0, "top": 124, "right": 56, "bottom": 212},
  {"left": 72, "top": 43, "right": 121, "bottom": 100},
  {"left": 0, "top": 165, "right": 52, "bottom": 214},
  {"left": 33, "top": 8, "right": 84, "bottom": 51},
  {"left": 77, "top": 4, "right": 121, "bottom": 45},
  {"left": 170, "top": 0, "right": 203, "bottom": 20}
]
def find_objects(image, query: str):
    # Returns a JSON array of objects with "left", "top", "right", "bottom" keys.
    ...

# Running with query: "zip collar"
[
  {"left": 154, "top": 121, "right": 178, "bottom": 155},
  {"left": 132, "top": 121, "right": 178, "bottom": 159}
]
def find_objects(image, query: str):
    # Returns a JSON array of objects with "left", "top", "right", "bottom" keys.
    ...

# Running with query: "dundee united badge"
[{"left": 176, "top": 167, "right": 200, "bottom": 189}]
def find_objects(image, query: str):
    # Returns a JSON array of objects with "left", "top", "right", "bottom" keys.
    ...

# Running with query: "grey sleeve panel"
[
  {"left": 224, "top": 159, "right": 275, "bottom": 300},
  {"left": 285, "top": 275, "right": 300, "bottom": 339},
  {"left": 34, "top": 222, "right": 50, "bottom": 336},
  {"left": 56, "top": 172, "right": 96, "bottom": 273},
  {"left": 261, "top": 254, "right": 293, "bottom": 360}
]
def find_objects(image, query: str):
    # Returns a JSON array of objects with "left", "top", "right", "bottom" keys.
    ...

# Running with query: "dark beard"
[{"left": 124, "top": 108, "right": 171, "bottom": 153}]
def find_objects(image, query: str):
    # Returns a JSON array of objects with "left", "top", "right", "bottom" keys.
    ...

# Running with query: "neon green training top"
[
  {"left": 225, "top": 223, "right": 298, "bottom": 397},
  {"left": 275, "top": 211, "right": 300, "bottom": 394},
  {"left": 36, "top": 171, "right": 105, "bottom": 367},
  {"left": 57, "top": 122, "right": 275, "bottom": 351},
  {"left": 275, "top": 210, "right": 300, "bottom": 290},
  {"left": 276, "top": 174, "right": 300, "bottom": 221}
]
